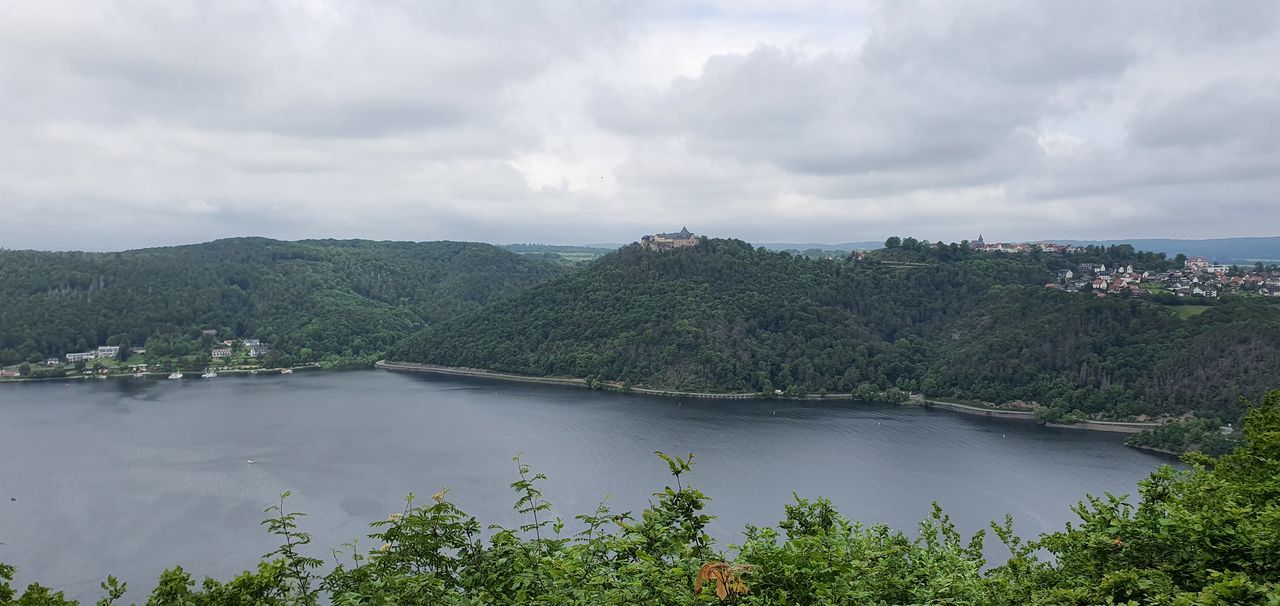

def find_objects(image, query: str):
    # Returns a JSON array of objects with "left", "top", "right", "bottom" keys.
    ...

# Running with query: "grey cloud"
[
  {"left": 859, "top": 1, "right": 1137, "bottom": 84},
  {"left": 1128, "top": 78, "right": 1280, "bottom": 152},
  {"left": 587, "top": 0, "right": 1280, "bottom": 242},
  {"left": 1, "top": 0, "right": 1278, "bottom": 251},
  {"left": 594, "top": 1, "right": 1148, "bottom": 181},
  {"left": 1, "top": 2, "right": 583, "bottom": 139}
]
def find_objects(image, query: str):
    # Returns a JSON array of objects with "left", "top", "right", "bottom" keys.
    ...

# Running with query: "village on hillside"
[
  {"left": 965, "top": 236, "right": 1280, "bottom": 299},
  {"left": 968, "top": 235, "right": 1088, "bottom": 255},
  {"left": 1044, "top": 257, "right": 1280, "bottom": 299}
]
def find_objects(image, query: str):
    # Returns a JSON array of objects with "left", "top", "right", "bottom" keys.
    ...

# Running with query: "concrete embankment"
[
  {"left": 375, "top": 361, "right": 759, "bottom": 399},
  {"left": 1045, "top": 421, "right": 1159, "bottom": 434},
  {"left": 1125, "top": 443, "right": 1182, "bottom": 457},
  {"left": 376, "top": 361, "right": 587, "bottom": 387},
  {"left": 919, "top": 398, "right": 1039, "bottom": 421},
  {"left": 916, "top": 396, "right": 1161, "bottom": 434}
]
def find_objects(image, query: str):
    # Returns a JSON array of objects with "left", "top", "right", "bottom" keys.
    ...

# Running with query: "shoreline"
[
  {"left": 0, "top": 364, "right": 320, "bottom": 383},
  {"left": 375, "top": 361, "right": 760, "bottom": 399},
  {"left": 1124, "top": 443, "right": 1183, "bottom": 457},
  {"left": 375, "top": 361, "right": 1166, "bottom": 435},
  {"left": 8, "top": 359, "right": 1167, "bottom": 438},
  {"left": 914, "top": 395, "right": 1162, "bottom": 434}
]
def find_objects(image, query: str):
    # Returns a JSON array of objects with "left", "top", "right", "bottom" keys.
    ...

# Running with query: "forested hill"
[
  {"left": 389, "top": 238, "right": 1280, "bottom": 423},
  {"left": 0, "top": 238, "right": 563, "bottom": 365}
]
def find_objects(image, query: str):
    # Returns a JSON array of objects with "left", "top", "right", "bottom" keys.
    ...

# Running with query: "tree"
[
  {"left": 0, "top": 239, "right": 563, "bottom": 368},
  {"left": 884, "top": 236, "right": 901, "bottom": 248},
  {"left": 17, "top": 362, "right": 31, "bottom": 377}
]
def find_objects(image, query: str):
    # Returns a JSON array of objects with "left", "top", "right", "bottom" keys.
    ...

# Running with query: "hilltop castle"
[{"left": 641, "top": 227, "right": 700, "bottom": 251}]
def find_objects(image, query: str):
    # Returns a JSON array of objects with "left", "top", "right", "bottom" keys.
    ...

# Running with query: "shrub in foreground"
[{"left": 4, "top": 390, "right": 1279, "bottom": 605}]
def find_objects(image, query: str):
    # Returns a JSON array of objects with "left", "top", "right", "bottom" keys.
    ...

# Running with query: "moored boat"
[{"left": 168, "top": 372, "right": 183, "bottom": 380}]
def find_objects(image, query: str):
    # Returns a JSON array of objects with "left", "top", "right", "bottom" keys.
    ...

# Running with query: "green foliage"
[
  {"left": 390, "top": 238, "right": 1280, "bottom": 429},
  {"left": 261, "top": 492, "right": 324, "bottom": 603},
  {"left": 4, "top": 393, "right": 1280, "bottom": 604},
  {"left": 391, "top": 238, "right": 1051, "bottom": 395},
  {"left": 931, "top": 291, "right": 1280, "bottom": 422},
  {"left": 0, "top": 239, "right": 563, "bottom": 365},
  {"left": 1127, "top": 419, "right": 1240, "bottom": 456},
  {"left": 1024, "top": 389, "right": 1280, "bottom": 604}
]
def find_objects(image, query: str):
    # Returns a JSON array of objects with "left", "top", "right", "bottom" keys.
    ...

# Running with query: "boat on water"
[
  {"left": 246, "top": 459, "right": 256, "bottom": 465},
  {"left": 280, "top": 368, "right": 293, "bottom": 374},
  {"left": 134, "top": 372, "right": 145, "bottom": 378},
  {"left": 201, "top": 370, "right": 218, "bottom": 379},
  {"left": 168, "top": 372, "right": 183, "bottom": 380}
]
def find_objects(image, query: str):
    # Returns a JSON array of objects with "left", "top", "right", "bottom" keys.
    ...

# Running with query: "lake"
[{"left": 0, "top": 370, "right": 1174, "bottom": 601}]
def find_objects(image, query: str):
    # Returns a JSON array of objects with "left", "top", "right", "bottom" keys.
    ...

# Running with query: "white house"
[{"left": 65, "top": 352, "right": 95, "bottom": 362}]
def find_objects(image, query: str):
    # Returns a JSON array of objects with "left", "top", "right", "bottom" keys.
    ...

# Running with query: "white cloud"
[{"left": 0, "top": 0, "right": 1277, "bottom": 250}]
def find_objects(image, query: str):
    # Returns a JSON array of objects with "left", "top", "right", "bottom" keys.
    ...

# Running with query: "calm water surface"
[{"left": 0, "top": 370, "right": 1174, "bottom": 600}]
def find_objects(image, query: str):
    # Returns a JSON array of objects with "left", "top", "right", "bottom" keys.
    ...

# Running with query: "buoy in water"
[{"left": 246, "top": 459, "right": 256, "bottom": 465}]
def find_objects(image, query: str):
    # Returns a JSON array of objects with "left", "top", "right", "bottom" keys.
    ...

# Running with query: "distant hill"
[
  {"left": 753, "top": 236, "right": 1280, "bottom": 263},
  {"left": 501, "top": 244, "right": 618, "bottom": 254},
  {"left": 0, "top": 238, "right": 564, "bottom": 365},
  {"left": 390, "top": 238, "right": 1280, "bottom": 424},
  {"left": 501, "top": 243, "right": 617, "bottom": 264},
  {"left": 1046, "top": 236, "right": 1280, "bottom": 264}
]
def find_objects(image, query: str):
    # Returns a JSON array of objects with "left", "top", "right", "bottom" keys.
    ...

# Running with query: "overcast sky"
[{"left": 2, "top": 1, "right": 1278, "bottom": 251}]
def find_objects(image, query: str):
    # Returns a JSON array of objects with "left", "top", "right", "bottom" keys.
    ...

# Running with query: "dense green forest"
[
  {"left": 0, "top": 239, "right": 563, "bottom": 366},
  {"left": 391, "top": 238, "right": 1280, "bottom": 427},
  {"left": 6, "top": 235, "right": 1279, "bottom": 439},
  {"left": 5, "top": 389, "right": 1279, "bottom": 605}
]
